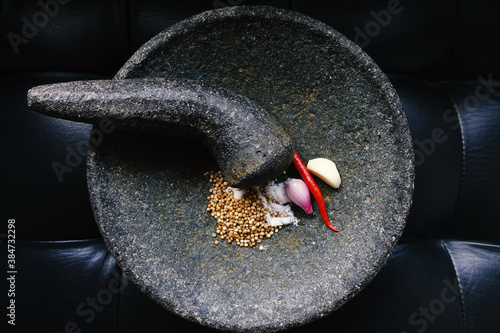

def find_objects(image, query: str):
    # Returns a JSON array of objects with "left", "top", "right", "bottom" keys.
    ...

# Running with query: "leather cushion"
[
  {"left": 0, "top": 0, "right": 129, "bottom": 75},
  {"left": 0, "top": 72, "right": 108, "bottom": 240}
]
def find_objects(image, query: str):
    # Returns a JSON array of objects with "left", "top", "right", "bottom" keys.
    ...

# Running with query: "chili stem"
[{"left": 292, "top": 151, "right": 339, "bottom": 232}]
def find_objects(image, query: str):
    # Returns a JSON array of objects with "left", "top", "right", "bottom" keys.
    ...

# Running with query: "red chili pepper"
[{"left": 292, "top": 150, "right": 339, "bottom": 232}]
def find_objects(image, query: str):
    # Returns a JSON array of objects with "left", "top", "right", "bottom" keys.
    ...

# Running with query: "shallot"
[{"left": 285, "top": 178, "right": 313, "bottom": 214}]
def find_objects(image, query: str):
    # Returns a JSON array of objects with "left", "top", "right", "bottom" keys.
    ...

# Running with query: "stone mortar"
[{"left": 85, "top": 6, "right": 414, "bottom": 332}]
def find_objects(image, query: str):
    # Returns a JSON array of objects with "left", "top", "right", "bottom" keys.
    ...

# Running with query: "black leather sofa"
[{"left": 2, "top": 1, "right": 499, "bottom": 332}]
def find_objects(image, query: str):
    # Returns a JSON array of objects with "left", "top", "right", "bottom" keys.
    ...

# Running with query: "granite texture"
[
  {"left": 27, "top": 78, "right": 293, "bottom": 188},
  {"left": 33, "top": 5, "right": 414, "bottom": 332}
]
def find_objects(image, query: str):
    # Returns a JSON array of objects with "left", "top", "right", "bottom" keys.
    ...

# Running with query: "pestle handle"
[{"left": 27, "top": 78, "right": 294, "bottom": 188}]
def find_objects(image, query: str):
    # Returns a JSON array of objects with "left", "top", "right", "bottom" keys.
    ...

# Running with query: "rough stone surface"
[
  {"left": 85, "top": 6, "right": 414, "bottom": 332},
  {"left": 28, "top": 78, "right": 293, "bottom": 188}
]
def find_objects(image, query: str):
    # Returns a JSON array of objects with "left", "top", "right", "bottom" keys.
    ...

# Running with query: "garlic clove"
[{"left": 306, "top": 158, "right": 341, "bottom": 189}]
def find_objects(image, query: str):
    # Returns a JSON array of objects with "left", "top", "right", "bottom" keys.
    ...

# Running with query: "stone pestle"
[{"left": 27, "top": 78, "right": 294, "bottom": 188}]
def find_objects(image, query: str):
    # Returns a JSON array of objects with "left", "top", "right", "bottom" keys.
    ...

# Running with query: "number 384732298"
[{"left": 7, "top": 219, "right": 16, "bottom": 268}]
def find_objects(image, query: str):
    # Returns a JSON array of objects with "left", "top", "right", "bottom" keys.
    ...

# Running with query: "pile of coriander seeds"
[{"left": 205, "top": 171, "right": 282, "bottom": 249}]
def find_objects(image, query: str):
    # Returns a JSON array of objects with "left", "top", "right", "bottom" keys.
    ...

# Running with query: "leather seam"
[
  {"left": 115, "top": 263, "right": 121, "bottom": 333},
  {"left": 437, "top": 83, "right": 466, "bottom": 236},
  {"left": 440, "top": 240, "right": 467, "bottom": 333}
]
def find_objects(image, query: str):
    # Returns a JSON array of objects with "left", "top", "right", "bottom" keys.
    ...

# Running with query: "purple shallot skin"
[{"left": 285, "top": 178, "right": 313, "bottom": 214}]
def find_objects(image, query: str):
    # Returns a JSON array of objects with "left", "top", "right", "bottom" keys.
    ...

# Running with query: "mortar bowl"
[{"left": 87, "top": 6, "right": 414, "bottom": 332}]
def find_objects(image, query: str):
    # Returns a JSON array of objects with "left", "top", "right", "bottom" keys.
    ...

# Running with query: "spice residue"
[{"left": 205, "top": 171, "right": 298, "bottom": 247}]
